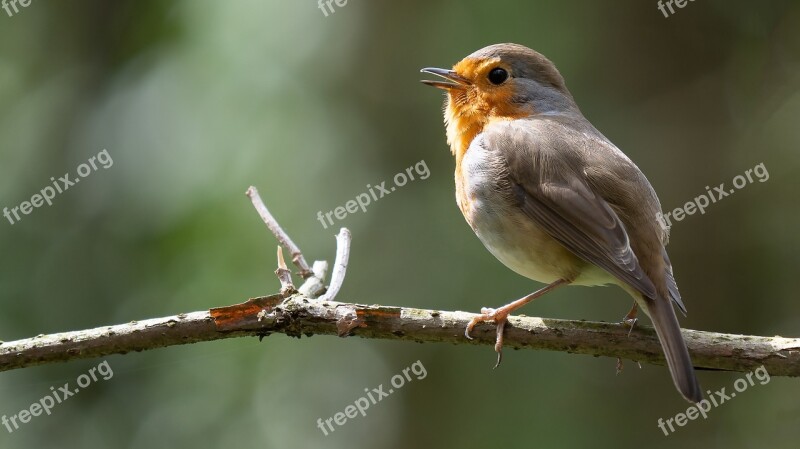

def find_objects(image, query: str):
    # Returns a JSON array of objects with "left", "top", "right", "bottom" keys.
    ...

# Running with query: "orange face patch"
[{"left": 444, "top": 57, "right": 533, "bottom": 162}]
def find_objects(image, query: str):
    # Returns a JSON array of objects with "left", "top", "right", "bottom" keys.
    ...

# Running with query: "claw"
[
  {"left": 492, "top": 319, "right": 506, "bottom": 369},
  {"left": 465, "top": 316, "right": 480, "bottom": 340},
  {"left": 465, "top": 308, "right": 509, "bottom": 368},
  {"left": 624, "top": 317, "right": 638, "bottom": 337}
]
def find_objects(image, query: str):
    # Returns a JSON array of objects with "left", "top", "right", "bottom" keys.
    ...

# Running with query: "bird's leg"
[
  {"left": 622, "top": 301, "right": 638, "bottom": 336},
  {"left": 616, "top": 301, "right": 640, "bottom": 372},
  {"left": 466, "top": 278, "right": 569, "bottom": 368}
]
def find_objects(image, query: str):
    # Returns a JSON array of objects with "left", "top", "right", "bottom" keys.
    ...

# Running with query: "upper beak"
[{"left": 420, "top": 67, "right": 471, "bottom": 90}]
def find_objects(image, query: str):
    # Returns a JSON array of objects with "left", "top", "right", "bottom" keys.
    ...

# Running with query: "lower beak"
[{"left": 420, "top": 67, "right": 470, "bottom": 90}]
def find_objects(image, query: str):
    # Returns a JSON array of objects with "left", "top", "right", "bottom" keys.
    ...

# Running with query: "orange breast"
[{"left": 448, "top": 111, "right": 484, "bottom": 222}]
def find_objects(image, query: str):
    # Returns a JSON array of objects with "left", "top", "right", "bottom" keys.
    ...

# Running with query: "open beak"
[{"left": 420, "top": 67, "right": 471, "bottom": 90}]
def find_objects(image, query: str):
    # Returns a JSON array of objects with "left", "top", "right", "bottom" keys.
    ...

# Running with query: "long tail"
[{"left": 642, "top": 296, "right": 702, "bottom": 403}]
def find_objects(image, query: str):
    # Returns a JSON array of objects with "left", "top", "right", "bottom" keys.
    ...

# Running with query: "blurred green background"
[{"left": 1, "top": 0, "right": 799, "bottom": 448}]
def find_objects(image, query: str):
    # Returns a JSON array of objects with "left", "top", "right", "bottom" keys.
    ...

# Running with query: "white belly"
[{"left": 459, "top": 143, "right": 616, "bottom": 288}]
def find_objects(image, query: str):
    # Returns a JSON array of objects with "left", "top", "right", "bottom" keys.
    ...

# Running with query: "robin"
[{"left": 420, "top": 43, "right": 702, "bottom": 403}]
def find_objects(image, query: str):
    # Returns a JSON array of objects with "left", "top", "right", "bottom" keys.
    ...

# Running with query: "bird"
[{"left": 420, "top": 43, "right": 702, "bottom": 403}]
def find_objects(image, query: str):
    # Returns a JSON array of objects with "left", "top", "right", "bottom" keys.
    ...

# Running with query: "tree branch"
[
  {"left": 1, "top": 294, "right": 798, "bottom": 374},
  {"left": 2, "top": 187, "right": 798, "bottom": 377}
]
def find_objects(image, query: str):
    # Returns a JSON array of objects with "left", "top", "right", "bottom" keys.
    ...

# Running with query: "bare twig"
[
  {"left": 274, "top": 247, "right": 296, "bottom": 296},
  {"left": 298, "top": 260, "right": 329, "bottom": 298},
  {"left": 2, "top": 295, "right": 798, "bottom": 375},
  {"left": 246, "top": 186, "right": 313, "bottom": 278},
  {"left": 317, "top": 228, "right": 351, "bottom": 302}
]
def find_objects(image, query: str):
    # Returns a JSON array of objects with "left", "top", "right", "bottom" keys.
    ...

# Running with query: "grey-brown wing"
[
  {"left": 479, "top": 124, "right": 659, "bottom": 299},
  {"left": 662, "top": 248, "right": 687, "bottom": 314}
]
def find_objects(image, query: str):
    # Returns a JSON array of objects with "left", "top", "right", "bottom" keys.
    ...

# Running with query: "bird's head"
[{"left": 421, "top": 43, "right": 577, "bottom": 156}]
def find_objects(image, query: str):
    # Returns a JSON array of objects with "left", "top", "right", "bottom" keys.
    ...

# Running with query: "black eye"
[{"left": 487, "top": 67, "right": 508, "bottom": 85}]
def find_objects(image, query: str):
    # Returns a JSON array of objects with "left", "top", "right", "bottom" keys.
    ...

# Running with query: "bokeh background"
[{"left": 1, "top": 0, "right": 799, "bottom": 448}]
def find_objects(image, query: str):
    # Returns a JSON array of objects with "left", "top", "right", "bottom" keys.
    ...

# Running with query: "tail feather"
[{"left": 643, "top": 296, "right": 702, "bottom": 403}]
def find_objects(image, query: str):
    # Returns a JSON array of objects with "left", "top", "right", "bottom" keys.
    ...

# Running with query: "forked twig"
[{"left": 246, "top": 186, "right": 313, "bottom": 278}]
